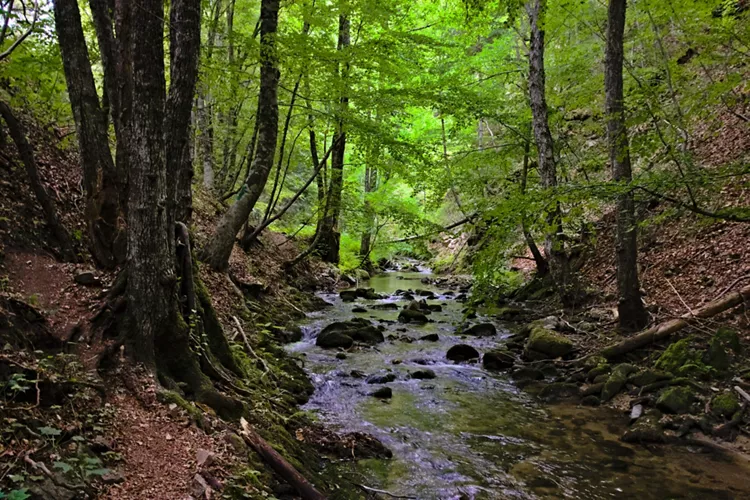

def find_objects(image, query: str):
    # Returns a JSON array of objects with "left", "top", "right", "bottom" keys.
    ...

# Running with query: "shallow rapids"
[{"left": 288, "top": 270, "right": 750, "bottom": 499}]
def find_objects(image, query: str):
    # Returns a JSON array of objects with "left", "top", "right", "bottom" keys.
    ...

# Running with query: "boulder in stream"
[
  {"left": 398, "top": 309, "right": 429, "bottom": 324},
  {"left": 370, "top": 387, "right": 392, "bottom": 399},
  {"left": 524, "top": 326, "right": 574, "bottom": 359},
  {"left": 482, "top": 349, "right": 515, "bottom": 371},
  {"left": 410, "top": 369, "right": 436, "bottom": 380},
  {"left": 461, "top": 323, "right": 497, "bottom": 337},
  {"left": 446, "top": 344, "right": 480, "bottom": 362},
  {"left": 352, "top": 306, "right": 368, "bottom": 313},
  {"left": 367, "top": 373, "right": 397, "bottom": 384},
  {"left": 420, "top": 333, "right": 439, "bottom": 342},
  {"left": 316, "top": 331, "right": 354, "bottom": 349},
  {"left": 340, "top": 290, "right": 358, "bottom": 302},
  {"left": 372, "top": 303, "right": 399, "bottom": 310}
]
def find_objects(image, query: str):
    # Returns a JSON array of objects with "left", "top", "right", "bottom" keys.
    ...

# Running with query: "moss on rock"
[
  {"left": 711, "top": 392, "right": 740, "bottom": 419},
  {"left": 601, "top": 363, "right": 638, "bottom": 401},
  {"left": 525, "top": 327, "right": 574, "bottom": 359},
  {"left": 656, "top": 386, "right": 695, "bottom": 414}
]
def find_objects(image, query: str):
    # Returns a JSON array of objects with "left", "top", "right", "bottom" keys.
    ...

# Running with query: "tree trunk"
[
  {"left": 527, "top": 0, "right": 573, "bottom": 304},
  {"left": 605, "top": 0, "right": 649, "bottom": 331},
  {"left": 165, "top": 0, "right": 201, "bottom": 225},
  {"left": 124, "top": 0, "right": 172, "bottom": 369},
  {"left": 201, "top": 0, "right": 281, "bottom": 271},
  {"left": 359, "top": 164, "right": 377, "bottom": 268},
  {"left": 53, "top": 0, "right": 125, "bottom": 268},
  {"left": 520, "top": 139, "right": 549, "bottom": 276},
  {"left": 317, "top": 13, "right": 350, "bottom": 265},
  {"left": 197, "top": 0, "right": 223, "bottom": 191},
  {"left": 0, "top": 101, "right": 76, "bottom": 261}
]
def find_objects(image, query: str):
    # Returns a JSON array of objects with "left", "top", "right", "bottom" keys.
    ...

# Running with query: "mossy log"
[{"left": 600, "top": 284, "right": 750, "bottom": 359}]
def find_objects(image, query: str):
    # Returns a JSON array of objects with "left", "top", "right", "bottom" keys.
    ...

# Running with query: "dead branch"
[
  {"left": 231, "top": 315, "right": 275, "bottom": 382},
  {"left": 239, "top": 417, "right": 326, "bottom": 500},
  {"left": 356, "top": 483, "right": 417, "bottom": 499},
  {"left": 600, "top": 284, "right": 750, "bottom": 359}
]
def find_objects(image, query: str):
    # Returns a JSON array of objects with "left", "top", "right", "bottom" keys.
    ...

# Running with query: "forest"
[{"left": 0, "top": 0, "right": 748, "bottom": 498}]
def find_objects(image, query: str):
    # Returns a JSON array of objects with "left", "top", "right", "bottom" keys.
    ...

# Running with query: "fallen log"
[
  {"left": 600, "top": 284, "right": 750, "bottom": 359},
  {"left": 239, "top": 417, "right": 326, "bottom": 500}
]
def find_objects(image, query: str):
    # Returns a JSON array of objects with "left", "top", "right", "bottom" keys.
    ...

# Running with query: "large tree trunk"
[
  {"left": 605, "top": 0, "right": 649, "bottom": 331},
  {"left": 197, "top": 0, "right": 223, "bottom": 191},
  {"left": 124, "top": 0, "right": 172, "bottom": 368},
  {"left": 527, "top": 0, "right": 574, "bottom": 304},
  {"left": 165, "top": 0, "right": 201, "bottom": 225},
  {"left": 201, "top": 0, "right": 281, "bottom": 272},
  {"left": 0, "top": 101, "right": 76, "bottom": 261},
  {"left": 317, "top": 13, "right": 350, "bottom": 265},
  {"left": 53, "top": 0, "right": 126, "bottom": 268}
]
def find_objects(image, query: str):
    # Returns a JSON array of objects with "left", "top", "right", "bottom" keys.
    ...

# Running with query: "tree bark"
[
  {"left": 520, "top": 138, "right": 549, "bottom": 276},
  {"left": 317, "top": 13, "right": 350, "bottom": 264},
  {"left": 605, "top": 0, "right": 649, "bottom": 331},
  {"left": 53, "top": 0, "right": 125, "bottom": 268},
  {"left": 202, "top": 0, "right": 281, "bottom": 271},
  {"left": 165, "top": 0, "right": 201, "bottom": 225},
  {"left": 0, "top": 101, "right": 76, "bottom": 261},
  {"left": 359, "top": 163, "right": 377, "bottom": 268},
  {"left": 527, "top": 0, "right": 573, "bottom": 304},
  {"left": 197, "top": 0, "right": 223, "bottom": 191},
  {"left": 124, "top": 0, "right": 172, "bottom": 369}
]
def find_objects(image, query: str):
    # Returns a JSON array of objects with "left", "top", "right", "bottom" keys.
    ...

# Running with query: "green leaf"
[
  {"left": 53, "top": 461, "right": 72, "bottom": 473},
  {"left": 38, "top": 426, "right": 61, "bottom": 436},
  {"left": 85, "top": 468, "right": 111, "bottom": 477}
]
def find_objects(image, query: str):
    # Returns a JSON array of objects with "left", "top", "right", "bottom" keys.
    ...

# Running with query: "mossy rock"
[
  {"left": 510, "top": 367, "right": 545, "bottom": 381},
  {"left": 710, "top": 392, "right": 740, "bottom": 419},
  {"left": 495, "top": 307, "right": 524, "bottom": 320},
  {"left": 587, "top": 364, "right": 611, "bottom": 382},
  {"left": 629, "top": 369, "right": 672, "bottom": 387},
  {"left": 654, "top": 337, "right": 712, "bottom": 378},
  {"left": 482, "top": 349, "right": 515, "bottom": 371},
  {"left": 461, "top": 323, "right": 497, "bottom": 337},
  {"left": 524, "top": 327, "right": 574, "bottom": 359},
  {"left": 601, "top": 363, "right": 638, "bottom": 402},
  {"left": 704, "top": 327, "right": 741, "bottom": 372},
  {"left": 622, "top": 410, "right": 666, "bottom": 443},
  {"left": 350, "top": 326, "right": 385, "bottom": 344},
  {"left": 156, "top": 390, "right": 205, "bottom": 425},
  {"left": 339, "top": 290, "right": 358, "bottom": 302},
  {"left": 656, "top": 386, "right": 696, "bottom": 414}
]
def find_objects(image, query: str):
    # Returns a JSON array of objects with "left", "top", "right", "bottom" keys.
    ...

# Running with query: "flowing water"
[{"left": 288, "top": 270, "right": 750, "bottom": 499}]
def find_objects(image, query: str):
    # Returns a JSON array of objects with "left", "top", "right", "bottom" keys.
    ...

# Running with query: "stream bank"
[{"left": 289, "top": 268, "right": 750, "bottom": 499}]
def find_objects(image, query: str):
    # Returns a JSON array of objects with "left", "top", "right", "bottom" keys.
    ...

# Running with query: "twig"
[
  {"left": 735, "top": 386, "right": 750, "bottom": 404},
  {"left": 666, "top": 278, "right": 693, "bottom": 315},
  {"left": 356, "top": 483, "right": 416, "bottom": 499},
  {"left": 718, "top": 275, "right": 750, "bottom": 300},
  {"left": 231, "top": 315, "right": 275, "bottom": 381}
]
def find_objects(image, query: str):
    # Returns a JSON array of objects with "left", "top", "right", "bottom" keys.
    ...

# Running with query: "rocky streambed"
[{"left": 288, "top": 269, "right": 750, "bottom": 499}]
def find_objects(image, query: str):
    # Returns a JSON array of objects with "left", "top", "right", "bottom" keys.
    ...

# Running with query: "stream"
[{"left": 288, "top": 269, "right": 750, "bottom": 499}]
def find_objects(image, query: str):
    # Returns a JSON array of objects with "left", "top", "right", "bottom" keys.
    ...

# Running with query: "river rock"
[
  {"left": 601, "top": 363, "right": 638, "bottom": 401},
  {"left": 316, "top": 331, "right": 354, "bottom": 349},
  {"left": 415, "top": 289, "right": 436, "bottom": 299},
  {"left": 482, "top": 349, "right": 515, "bottom": 371},
  {"left": 427, "top": 304, "right": 443, "bottom": 312},
  {"left": 340, "top": 290, "right": 358, "bottom": 302},
  {"left": 455, "top": 293, "right": 468, "bottom": 302},
  {"left": 372, "top": 303, "right": 399, "bottom": 310},
  {"left": 539, "top": 382, "right": 579, "bottom": 402},
  {"left": 524, "top": 326, "right": 574, "bottom": 359},
  {"left": 446, "top": 344, "right": 479, "bottom": 362},
  {"left": 367, "top": 373, "right": 397, "bottom": 384},
  {"left": 461, "top": 323, "right": 497, "bottom": 337},
  {"left": 510, "top": 367, "right": 544, "bottom": 381},
  {"left": 350, "top": 326, "right": 385, "bottom": 344},
  {"left": 656, "top": 386, "right": 695, "bottom": 414},
  {"left": 370, "top": 387, "right": 392, "bottom": 399},
  {"left": 398, "top": 309, "right": 429, "bottom": 324},
  {"left": 410, "top": 369, "right": 436, "bottom": 380},
  {"left": 335, "top": 353, "right": 347, "bottom": 360},
  {"left": 628, "top": 369, "right": 671, "bottom": 387},
  {"left": 352, "top": 306, "right": 368, "bottom": 313},
  {"left": 420, "top": 333, "right": 439, "bottom": 342},
  {"left": 622, "top": 410, "right": 667, "bottom": 443},
  {"left": 356, "top": 287, "right": 384, "bottom": 300},
  {"left": 495, "top": 306, "right": 523, "bottom": 320}
]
